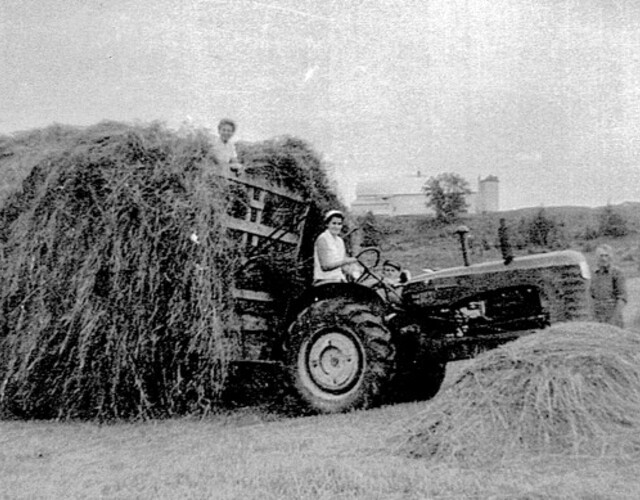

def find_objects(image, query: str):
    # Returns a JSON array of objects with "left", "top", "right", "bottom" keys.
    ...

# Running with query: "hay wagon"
[{"left": 222, "top": 172, "right": 594, "bottom": 415}]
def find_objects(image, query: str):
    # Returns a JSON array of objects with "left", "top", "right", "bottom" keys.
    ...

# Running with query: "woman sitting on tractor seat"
[{"left": 313, "top": 210, "right": 358, "bottom": 286}]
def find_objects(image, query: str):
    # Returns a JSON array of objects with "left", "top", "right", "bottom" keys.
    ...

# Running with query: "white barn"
[{"left": 351, "top": 174, "right": 499, "bottom": 216}]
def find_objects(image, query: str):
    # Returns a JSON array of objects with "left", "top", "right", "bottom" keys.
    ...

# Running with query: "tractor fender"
[{"left": 285, "top": 282, "right": 386, "bottom": 327}]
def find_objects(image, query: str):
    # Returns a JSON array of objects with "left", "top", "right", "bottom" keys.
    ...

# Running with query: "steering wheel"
[{"left": 353, "top": 247, "right": 384, "bottom": 285}]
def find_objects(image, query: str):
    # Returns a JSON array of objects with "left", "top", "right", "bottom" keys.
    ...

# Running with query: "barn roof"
[{"left": 355, "top": 175, "right": 426, "bottom": 197}]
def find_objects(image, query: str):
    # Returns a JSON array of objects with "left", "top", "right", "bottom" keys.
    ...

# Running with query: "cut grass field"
[
  {"left": 2, "top": 269, "right": 640, "bottom": 499},
  {"left": 3, "top": 360, "right": 640, "bottom": 499},
  {"left": 4, "top": 275, "right": 639, "bottom": 498},
  {"left": 3, "top": 281, "right": 640, "bottom": 500},
  {"left": 3, "top": 284, "right": 640, "bottom": 498}
]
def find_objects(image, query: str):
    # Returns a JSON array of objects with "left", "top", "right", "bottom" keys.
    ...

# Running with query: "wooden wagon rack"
[{"left": 220, "top": 170, "right": 310, "bottom": 362}]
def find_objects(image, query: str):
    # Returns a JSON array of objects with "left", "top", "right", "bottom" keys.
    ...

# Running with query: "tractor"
[{"left": 226, "top": 172, "right": 593, "bottom": 414}]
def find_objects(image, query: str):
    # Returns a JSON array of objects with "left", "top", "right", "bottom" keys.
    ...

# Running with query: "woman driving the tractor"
[{"left": 313, "top": 210, "right": 358, "bottom": 285}]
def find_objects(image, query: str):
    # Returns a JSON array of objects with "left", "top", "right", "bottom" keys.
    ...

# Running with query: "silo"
[{"left": 478, "top": 175, "right": 499, "bottom": 213}]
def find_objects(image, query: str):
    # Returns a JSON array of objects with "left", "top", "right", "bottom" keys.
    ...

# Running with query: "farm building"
[{"left": 351, "top": 173, "right": 499, "bottom": 216}]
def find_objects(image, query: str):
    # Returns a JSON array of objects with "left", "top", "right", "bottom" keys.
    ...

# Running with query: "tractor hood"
[
  {"left": 403, "top": 250, "right": 591, "bottom": 309},
  {"left": 409, "top": 250, "right": 590, "bottom": 284}
]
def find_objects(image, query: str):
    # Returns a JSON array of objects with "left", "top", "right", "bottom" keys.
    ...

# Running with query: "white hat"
[{"left": 324, "top": 209, "right": 344, "bottom": 222}]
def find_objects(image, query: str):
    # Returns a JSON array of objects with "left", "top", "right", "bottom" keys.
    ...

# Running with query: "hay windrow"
[
  {"left": 393, "top": 322, "right": 640, "bottom": 464},
  {"left": 0, "top": 122, "right": 339, "bottom": 420}
]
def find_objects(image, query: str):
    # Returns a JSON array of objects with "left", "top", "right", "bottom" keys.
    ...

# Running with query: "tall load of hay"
[
  {"left": 394, "top": 322, "right": 640, "bottom": 463},
  {"left": 0, "top": 122, "right": 339, "bottom": 419}
]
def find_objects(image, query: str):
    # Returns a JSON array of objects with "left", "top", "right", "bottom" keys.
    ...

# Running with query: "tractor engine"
[{"left": 399, "top": 249, "right": 592, "bottom": 360}]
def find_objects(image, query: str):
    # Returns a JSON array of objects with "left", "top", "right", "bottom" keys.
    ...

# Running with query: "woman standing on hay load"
[
  {"left": 590, "top": 244, "right": 627, "bottom": 328},
  {"left": 313, "top": 210, "right": 358, "bottom": 285},
  {"left": 211, "top": 118, "right": 243, "bottom": 176}
]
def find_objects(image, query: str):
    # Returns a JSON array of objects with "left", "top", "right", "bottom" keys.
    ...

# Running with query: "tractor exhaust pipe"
[{"left": 454, "top": 225, "right": 470, "bottom": 267}]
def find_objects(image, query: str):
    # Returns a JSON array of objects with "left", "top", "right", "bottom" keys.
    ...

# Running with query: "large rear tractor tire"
[{"left": 286, "top": 299, "right": 395, "bottom": 414}]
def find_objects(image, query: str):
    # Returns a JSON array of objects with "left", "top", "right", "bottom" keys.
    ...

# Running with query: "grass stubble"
[{"left": 4, "top": 323, "right": 640, "bottom": 498}]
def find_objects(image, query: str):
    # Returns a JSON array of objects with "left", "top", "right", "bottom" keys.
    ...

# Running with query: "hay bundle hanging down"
[
  {"left": 0, "top": 122, "right": 339, "bottom": 420},
  {"left": 394, "top": 322, "right": 640, "bottom": 463}
]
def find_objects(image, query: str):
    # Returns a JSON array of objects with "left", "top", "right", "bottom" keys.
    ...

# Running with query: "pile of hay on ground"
[
  {"left": 0, "top": 121, "right": 339, "bottom": 420},
  {"left": 393, "top": 322, "right": 640, "bottom": 464}
]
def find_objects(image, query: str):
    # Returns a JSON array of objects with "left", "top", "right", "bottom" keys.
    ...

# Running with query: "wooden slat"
[
  {"left": 248, "top": 199, "right": 265, "bottom": 211},
  {"left": 240, "top": 313, "right": 270, "bottom": 331},
  {"left": 251, "top": 189, "right": 267, "bottom": 246},
  {"left": 295, "top": 204, "right": 310, "bottom": 258},
  {"left": 230, "top": 359, "right": 282, "bottom": 367},
  {"left": 225, "top": 218, "right": 299, "bottom": 245},
  {"left": 232, "top": 288, "right": 275, "bottom": 302},
  {"left": 217, "top": 171, "right": 305, "bottom": 203}
]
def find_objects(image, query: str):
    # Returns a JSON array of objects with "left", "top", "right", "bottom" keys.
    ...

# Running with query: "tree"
[
  {"left": 422, "top": 172, "right": 472, "bottom": 224},
  {"left": 357, "top": 211, "right": 382, "bottom": 247},
  {"left": 526, "top": 208, "right": 567, "bottom": 249},
  {"left": 598, "top": 204, "right": 628, "bottom": 238},
  {"left": 527, "top": 208, "right": 556, "bottom": 247}
]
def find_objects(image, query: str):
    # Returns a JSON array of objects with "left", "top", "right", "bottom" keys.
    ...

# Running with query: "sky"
[{"left": 1, "top": 0, "right": 640, "bottom": 210}]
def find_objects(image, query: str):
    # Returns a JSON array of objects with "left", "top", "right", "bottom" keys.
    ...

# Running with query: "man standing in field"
[
  {"left": 498, "top": 218, "right": 514, "bottom": 265},
  {"left": 590, "top": 244, "right": 627, "bottom": 327},
  {"left": 211, "top": 118, "right": 243, "bottom": 176}
]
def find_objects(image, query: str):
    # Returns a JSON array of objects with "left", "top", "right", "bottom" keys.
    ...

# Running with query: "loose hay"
[
  {"left": 393, "top": 322, "right": 640, "bottom": 464},
  {"left": 0, "top": 122, "right": 339, "bottom": 419}
]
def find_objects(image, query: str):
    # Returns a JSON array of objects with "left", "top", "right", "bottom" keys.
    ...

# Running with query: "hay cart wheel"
[
  {"left": 286, "top": 299, "right": 395, "bottom": 414},
  {"left": 392, "top": 361, "right": 446, "bottom": 403},
  {"left": 391, "top": 333, "right": 447, "bottom": 404}
]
